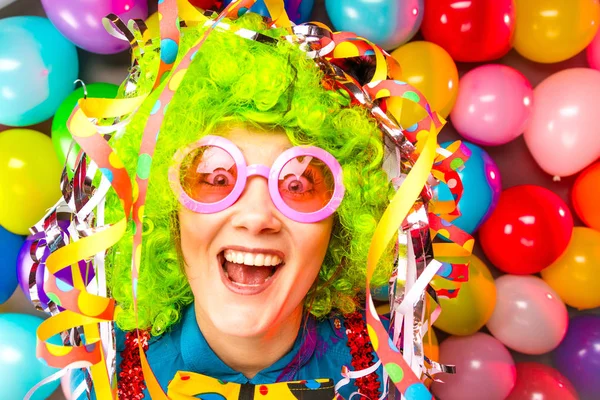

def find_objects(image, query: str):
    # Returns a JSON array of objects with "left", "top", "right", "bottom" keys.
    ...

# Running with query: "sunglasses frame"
[{"left": 169, "top": 135, "right": 345, "bottom": 223}]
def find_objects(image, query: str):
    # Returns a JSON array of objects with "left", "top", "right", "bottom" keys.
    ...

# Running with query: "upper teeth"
[{"left": 223, "top": 249, "right": 283, "bottom": 267}]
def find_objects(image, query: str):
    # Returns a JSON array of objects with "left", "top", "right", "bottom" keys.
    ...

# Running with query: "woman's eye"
[
  {"left": 282, "top": 175, "right": 313, "bottom": 194},
  {"left": 204, "top": 170, "right": 234, "bottom": 186},
  {"left": 287, "top": 179, "right": 304, "bottom": 193}
]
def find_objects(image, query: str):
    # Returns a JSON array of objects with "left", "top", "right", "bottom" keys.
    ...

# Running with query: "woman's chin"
[{"left": 206, "top": 305, "right": 279, "bottom": 338}]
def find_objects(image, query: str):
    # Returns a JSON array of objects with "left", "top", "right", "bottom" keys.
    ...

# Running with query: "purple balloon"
[
  {"left": 553, "top": 315, "right": 600, "bottom": 399},
  {"left": 17, "top": 229, "right": 95, "bottom": 309},
  {"left": 41, "top": 0, "right": 148, "bottom": 54}
]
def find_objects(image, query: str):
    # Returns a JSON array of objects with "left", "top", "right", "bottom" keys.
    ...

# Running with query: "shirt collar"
[{"left": 179, "top": 304, "right": 317, "bottom": 384}]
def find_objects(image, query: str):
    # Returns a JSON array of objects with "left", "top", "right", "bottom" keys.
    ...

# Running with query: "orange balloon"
[
  {"left": 390, "top": 41, "right": 459, "bottom": 118},
  {"left": 572, "top": 161, "right": 600, "bottom": 230}
]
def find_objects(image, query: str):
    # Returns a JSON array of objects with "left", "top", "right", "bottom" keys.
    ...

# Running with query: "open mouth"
[{"left": 218, "top": 248, "right": 285, "bottom": 289}]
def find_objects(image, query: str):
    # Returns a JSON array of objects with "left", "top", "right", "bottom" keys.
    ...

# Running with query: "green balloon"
[{"left": 51, "top": 82, "right": 119, "bottom": 172}]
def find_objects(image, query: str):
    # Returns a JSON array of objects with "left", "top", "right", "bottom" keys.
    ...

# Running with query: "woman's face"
[{"left": 178, "top": 127, "right": 334, "bottom": 338}]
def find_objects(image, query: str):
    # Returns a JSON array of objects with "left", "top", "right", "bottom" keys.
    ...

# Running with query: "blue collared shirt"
[{"left": 72, "top": 304, "right": 387, "bottom": 399}]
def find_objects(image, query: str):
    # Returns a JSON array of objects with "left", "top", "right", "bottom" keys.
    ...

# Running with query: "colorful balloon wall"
[{"left": 1, "top": 1, "right": 600, "bottom": 400}]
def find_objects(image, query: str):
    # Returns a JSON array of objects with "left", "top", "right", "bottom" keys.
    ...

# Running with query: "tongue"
[{"left": 225, "top": 261, "right": 274, "bottom": 285}]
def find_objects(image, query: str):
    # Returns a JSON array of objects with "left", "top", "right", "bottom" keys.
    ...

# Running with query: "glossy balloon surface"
[{"left": 478, "top": 185, "right": 573, "bottom": 275}]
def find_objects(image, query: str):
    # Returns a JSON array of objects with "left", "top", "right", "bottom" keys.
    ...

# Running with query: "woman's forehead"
[{"left": 218, "top": 127, "right": 293, "bottom": 164}]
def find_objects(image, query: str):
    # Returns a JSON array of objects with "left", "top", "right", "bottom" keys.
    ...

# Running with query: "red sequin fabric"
[
  {"left": 344, "top": 312, "right": 381, "bottom": 400},
  {"left": 118, "top": 330, "right": 151, "bottom": 400}
]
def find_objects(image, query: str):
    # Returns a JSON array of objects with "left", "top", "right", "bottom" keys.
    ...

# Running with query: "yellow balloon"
[
  {"left": 0, "top": 129, "right": 62, "bottom": 235},
  {"left": 514, "top": 0, "right": 600, "bottom": 63},
  {"left": 390, "top": 41, "right": 459, "bottom": 119},
  {"left": 432, "top": 255, "right": 497, "bottom": 336},
  {"left": 541, "top": 227, "right": 600, "bottom": 309}
]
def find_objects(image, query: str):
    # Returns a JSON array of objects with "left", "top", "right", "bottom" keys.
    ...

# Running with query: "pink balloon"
[
  {"left": 524, "top": 68, "right": 600, "bottom": 177},
  {"left": 587, "top": 29, "right": 600, "bottom": 70},
  {"left": 451, "top": 64, "right": 533, "bottom": 146},
  {"left": 432, "top": 333, "right": 516, "bottom": 400},
  {"left": 61, "top": 372, "right": 72, "bottom": 400},
  {"left": 487, "top": 275, "right": 568, "bottom": 355}
]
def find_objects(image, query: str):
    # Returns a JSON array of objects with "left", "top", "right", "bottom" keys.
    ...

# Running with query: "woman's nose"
[{"left": 229, "top": 176, "right": 282, "bottom": 234}]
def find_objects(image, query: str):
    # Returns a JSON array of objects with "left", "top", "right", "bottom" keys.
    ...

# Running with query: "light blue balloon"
[
  {"left": 223, "top": 0, "right": 315, "bottom": 24},
  {"left": 0, "top": 16, "right": 79, "bottom": 126},
  {"left": 0, "top": 226, "right": 24, "bottom": 304},
  {"left": 0, "top": 313, "right": 60, "bottom": 399},
  {"left": 325, "top": 0, "right": 424, "bottom": 50},
  {"left": 434, "top": 141, "right": 502, "bottom": 235}
]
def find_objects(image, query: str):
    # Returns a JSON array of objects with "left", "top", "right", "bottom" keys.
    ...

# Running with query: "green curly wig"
[{"left": 104, "top": 12, "right": 395, "bottom": 336}]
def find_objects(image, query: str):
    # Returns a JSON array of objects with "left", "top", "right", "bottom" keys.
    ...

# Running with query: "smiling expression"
[{"left": 178, "top": 127, "right": 334, "bottom": 338}]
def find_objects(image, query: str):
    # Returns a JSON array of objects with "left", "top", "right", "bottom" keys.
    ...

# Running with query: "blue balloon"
[
  {"left": 223, "top": 0, "right": 315, "bottom": 24},
  {"left": 0, "top": 313, "right": 60, "bottom": 399},
  {"left": 0, "top": 16, "right": 79, "bottom": 126},
  {"left": 0, "top": 226, "right": 24, "bottom": 304},
  {"left": 433, "top": 142, "right": 502, "bottom": 235},
  {"left": 325, "top": 0, "right": 424, "bottom": 50}
]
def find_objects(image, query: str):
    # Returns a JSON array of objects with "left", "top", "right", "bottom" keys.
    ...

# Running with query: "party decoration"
[
  {"left": 541, "top": 227, "right": 600, "bottom": 310},
  {"left": 431, "top": 333, "right": 516, "bottom": 400},
  {"left": 434, "top": 142, "right": 501, "bottom": 234},
  {"left": 16, "top": 232, "right": 51, "bottom": 308},
  {"left": 61, "top": 373, "right": 72, "bottom": 400},
  {"left": 524, "top": 68, "right": 600, "bottom": 177},
  {"left": 325, "top": 0, "right": 424, "bottom": 50},
  {"left": 486, "top": 275, "right": 568, "bottom": 355},
  {"left": 451, "top": 65, "right": 533, "bottom": 146},
  {"left": 587, "top": 28, "right": 600, "bottom": 70},
  {"left": 432, "top": 255, "right": 496, "bottom": 336},
  {"left": 390, "top": 41, "right": 458, "bottom": 118},
  {"left": 0, "top": 129, "right": 63, "bottom": 235},
  {"left": 572, "top": 162, "right": 600, "bottom": 231},
  {"left": 224, "top": 0, "right": 315, "bottom": 24},
  {"left": 0, "top": 16, "right": 78, "bottom": 127},
  {"left": 0, "top": 313, "right": 60, "bottom": 399},
  {"left": 0, "top": 226, "right": 24, "bottom": 304},
  {"left": 41, "top": 0, "right": 148, "bottom": 54},
  {"left": 506, "top": 362, "right": 578, "bottom": 400},
  {"left": 554, "top": 315, "right": 600, "bottom": 399},
  {"left": 478, "top": 185, "right": 573, "bottom": 275},
  {"left": 188, "top": 0, "right": 222, "bottom": 9},
  {"left": 420, "top": 0, "right": 515, "bottom": 62},
  {"left": 514, "top": 0, "right": 600, "bottom": 63},
  {"left": 52, "top": 82, "right": 119, "bottom": 172}
]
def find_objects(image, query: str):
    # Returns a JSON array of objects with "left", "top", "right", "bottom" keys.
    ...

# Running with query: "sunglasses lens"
[
  {"left": 278, "top": 155, "right": 335, "bottom": 213},
  {"left": 180, "top": 145, "right": 238, "bottom": 204}
]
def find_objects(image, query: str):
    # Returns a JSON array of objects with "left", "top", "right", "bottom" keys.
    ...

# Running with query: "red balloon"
[
  {"left": 478, "top": 185, "right": 573, "bottom": 274},
  {"left": 188, "top": 0, "right": 222, "bottom": 9},
  {"left": 506, "top": 362, "right": 578, "bottom": 400},
  {"left": 421, "top": 0, "right": 516, "bottom": 62}
]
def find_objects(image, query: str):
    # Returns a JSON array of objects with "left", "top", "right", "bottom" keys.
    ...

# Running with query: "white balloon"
[{"left": 0, "top": 0, "right": 18, "bottom": 10}]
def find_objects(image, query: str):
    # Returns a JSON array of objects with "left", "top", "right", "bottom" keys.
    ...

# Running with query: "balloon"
[
  {"left": 486, "top": 275, "right": 568, "bottom": 355},
  {"left": 451, "top": 65, "right": 533, "bottom": 146},
  {"left": 553, "top": 315, "right": 600, "bottom": 399},
  {"left": 61, "top": 373, "right": 72, "bottom": 400},
  {"left": 41, "top": 0, "right": 148, "bottom": 54},
  {"left": 571, "top": 162, "right": 600, "bottom": 231},
  {"left": 432, "top": 255, "right": 496, "bottom": 336},
  {"left": 325, "top": 0, "right": 424, "bottom": 50},
  {"left": 225, "top": 0, "right": 315, "bottom": 24},
  {"left": 478, "top": 185, "right": 573, "bottom": 274},
  {"left": 541, "top": 227, "right": 600, "bottom": 310},
  {"left": 0, "top": 129, "right": 63, "bottom": 235},
  {"left": 434, "top": 142, "right": 501, "bottom": 234},
  {"left": 431, "top": 333, "right": 516, "bottom": 400},
  {"left": 0, "top": 226, "right": 24, "bottom": 304},
  {"left": 390, "top": 41, "right": 458, "bottom": 118},
  {"left": 420, "top": 0, "right": 516, "bottom": 62},
  {"left": 189, "top": 0, "right": 222, "bottom": 9},
  {"left": 524, "top": 68, "right": 600, "bottom": 177},
  {"left": 51, "top": 83, "right": 119, "bottom": 172},
  {"left": 587, "top": 28, "right": 600, "bottom": 70},
  {"left": 514, "top": 0, "right": 600, "bottom": 63},
  {"left": 0, "top": 313, "right": 60, "bottom": 399},
  {"left": 0, "top": 16, "right": 78, "bottom": 127},
  {"left": 506, "top": 362, "right": 578, "bottom": 400},
  {"left": 16, "top": 232, "right": 51, "bottom": 308}
]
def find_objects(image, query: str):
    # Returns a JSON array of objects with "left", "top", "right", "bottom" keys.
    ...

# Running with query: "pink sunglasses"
[{"left": 169, "top": 135, "right": 345, "bottom": 223}]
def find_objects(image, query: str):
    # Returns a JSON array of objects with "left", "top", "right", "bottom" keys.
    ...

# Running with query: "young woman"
[{"left": 31, "top": 1, "right": 467, "bottom": 399}]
